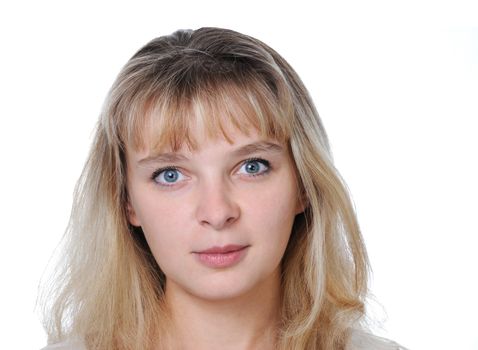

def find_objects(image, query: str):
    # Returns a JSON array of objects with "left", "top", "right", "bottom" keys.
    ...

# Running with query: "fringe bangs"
[{"left": 112, "top": 68, "right": 293, "bottom": 156}]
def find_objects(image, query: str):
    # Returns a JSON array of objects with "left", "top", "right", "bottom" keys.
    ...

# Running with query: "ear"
[
  {"left": 295, "top": 191, "right": 308, "bottom": 215},
  {"left": 127, "top": 201, "right": 141, "bottom": 227}
]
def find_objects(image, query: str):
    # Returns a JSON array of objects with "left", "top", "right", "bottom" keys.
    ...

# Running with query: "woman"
[{"left": 39, "top": 27, "right": 406, "bottom": 350}]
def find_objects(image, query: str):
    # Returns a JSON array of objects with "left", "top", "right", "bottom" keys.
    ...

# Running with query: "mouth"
[
  {"left": 195, "top": 244, "right": 249, "bottom": 254},
  {"left": 193, "top": 245, "right": 250, "bottom": 268}
]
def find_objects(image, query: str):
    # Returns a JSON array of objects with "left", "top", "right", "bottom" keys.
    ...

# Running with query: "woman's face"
[{"left": 126, "top": 123, "right": 303, "bottom": 301}]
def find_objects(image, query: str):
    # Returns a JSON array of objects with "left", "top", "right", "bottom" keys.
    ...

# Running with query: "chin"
[{"left": 187, "top": 278, "right": 257, "bottom": 302}]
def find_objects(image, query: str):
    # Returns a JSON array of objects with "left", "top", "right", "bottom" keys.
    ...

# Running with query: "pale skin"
[{"left": 126, "top": 122, "right": 304, "bottom": 350}]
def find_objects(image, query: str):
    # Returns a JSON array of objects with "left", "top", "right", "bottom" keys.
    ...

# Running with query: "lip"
[
  {"left": 193, "top": 245, "right": 250, "bottom": 268},
  {"left": 197, "top": 244, "right": 248, "bottom": 254}
]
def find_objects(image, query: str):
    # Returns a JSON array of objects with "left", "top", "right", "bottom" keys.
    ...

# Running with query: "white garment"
[
  {"left": 348, "top": 331, "right": 408, "bottom": 350},
  {"left": 40, "top": 338, "right": 86, "bottom": 350},
  {"left": 40, "top": 329, "right": 408, "bottom": 349}
]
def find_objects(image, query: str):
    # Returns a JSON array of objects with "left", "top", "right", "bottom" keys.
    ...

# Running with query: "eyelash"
[{"left": 150, "top": 157, "right": 271, "bottom": 187}]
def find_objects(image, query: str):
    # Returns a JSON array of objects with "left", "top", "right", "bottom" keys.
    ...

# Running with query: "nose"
[{"left": 195, "top": 179, "right": 240, "bottom": 230}]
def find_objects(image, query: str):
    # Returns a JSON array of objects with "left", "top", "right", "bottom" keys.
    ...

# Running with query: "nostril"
[{"left": 195, "top": 185, "right": 241, "bottom": 230}]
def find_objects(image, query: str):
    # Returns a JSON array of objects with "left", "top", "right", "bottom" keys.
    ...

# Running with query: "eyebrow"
[{"left": 137, "top": 141, "right": 284, "bottom": 166}]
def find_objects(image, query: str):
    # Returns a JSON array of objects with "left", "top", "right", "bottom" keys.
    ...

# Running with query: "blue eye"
[
  {"left": 238, "top": 158, "right": 270, "bottom": 176},
  {"left": 152, "top": 167, "right": 185, "bottom": 185},
  {"left": 152, "top": 158, "right": 270, "bottom": 186}
]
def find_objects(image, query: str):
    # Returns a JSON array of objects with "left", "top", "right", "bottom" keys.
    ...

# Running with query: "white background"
[{"left": 0, "top": 1, "right": 477, "bottom": 349}]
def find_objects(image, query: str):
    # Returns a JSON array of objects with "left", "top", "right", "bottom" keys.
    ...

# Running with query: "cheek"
[
  {"left": 244, "top": 179, "right": 298, "bottom": 241},
  {"left": 254, "top": 173, "right": 299, "bottom": 217},
  {"left": 132, "top": 185, "right": 185, "bottom": 230},
  {"left": 131, "top": 192, "right": 191, "bottom": 259},
  {"left": 141, "top": 216, "right": 191, "bottom": 275}
]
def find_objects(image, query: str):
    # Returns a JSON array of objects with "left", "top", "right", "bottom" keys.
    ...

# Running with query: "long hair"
[{"left": 39, "top": 27, "right": 369, "bottom": 350}]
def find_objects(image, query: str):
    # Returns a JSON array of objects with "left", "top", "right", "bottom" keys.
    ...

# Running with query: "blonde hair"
[{"left": 39, "top": 27, "right": 369, "bottom": 350}]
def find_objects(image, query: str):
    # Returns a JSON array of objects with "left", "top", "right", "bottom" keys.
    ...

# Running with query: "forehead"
[
  {"left": 133, "top": 112, "right": 279, "bottom": 157},
  {"left": 129, "top": 129, "right": 287, "bottom": 168}
]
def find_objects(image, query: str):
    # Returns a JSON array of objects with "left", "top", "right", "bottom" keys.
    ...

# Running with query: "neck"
[{"left": 160, "top": 268, "right": 282, "bottom": 350}]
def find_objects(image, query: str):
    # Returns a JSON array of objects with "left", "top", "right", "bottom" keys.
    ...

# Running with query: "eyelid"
[
  {"left": 236, "top": 157, "right": 271, "bottom": 177},
  {"left": 151, "top": 165, "right": 179, "bottom": 180},
  {"left": 151, "top": 166, "right": 187, "bottom": 187}
]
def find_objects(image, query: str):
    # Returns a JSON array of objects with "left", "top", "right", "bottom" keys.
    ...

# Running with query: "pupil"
[
  {"left": 165, "top": 170, "right": 178, "bottom": 182},
  {"left": 246, "top": 161, "right": 259, "bottom": 173}
]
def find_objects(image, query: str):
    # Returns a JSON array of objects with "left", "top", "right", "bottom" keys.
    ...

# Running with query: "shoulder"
[
  {"left": 41, "top": 331, "right": 407, "bottom": 350},
  {"left": 40, "top": 338, "right": 87, "bottom": 350},
  {"left": 346, "top": 329, "right": 409, "bottom": 350}
]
